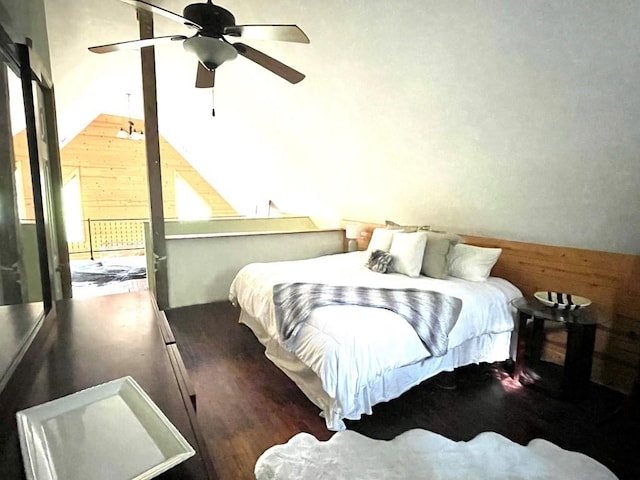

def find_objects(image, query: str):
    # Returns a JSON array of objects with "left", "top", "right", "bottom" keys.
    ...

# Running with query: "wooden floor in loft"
[{"left": 165, "top": 301, "right": 640, "bottom": 480}]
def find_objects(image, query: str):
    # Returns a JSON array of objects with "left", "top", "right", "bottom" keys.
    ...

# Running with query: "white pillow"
[
  {"left": 367, "top": 228, "right": 395, "bottom": 253},
  {"left": 389, "top": 231, "right": 428, "bottom": 278},
  {"left": 447, "top": 244, "right": 502, "bottom": 282}
]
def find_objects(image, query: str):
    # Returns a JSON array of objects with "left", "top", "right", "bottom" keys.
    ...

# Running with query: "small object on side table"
[
  {"left": 533, "top": 291, "right": 592, "bottom": 310},
  {"left": 510, "top": 296, "right": 597, "bottom": 401}
]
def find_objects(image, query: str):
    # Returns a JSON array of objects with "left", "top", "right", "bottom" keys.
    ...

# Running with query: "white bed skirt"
[{"left": 239, "top": 309, "right": 514, "bottom": 431}]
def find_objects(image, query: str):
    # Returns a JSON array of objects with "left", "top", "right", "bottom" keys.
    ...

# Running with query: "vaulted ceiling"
[
  {"left": 34, "top": 1, "right": 640, "bottom": 254},
  {"left": 46, "top": 0, "right": 324, "bottom": 215}
]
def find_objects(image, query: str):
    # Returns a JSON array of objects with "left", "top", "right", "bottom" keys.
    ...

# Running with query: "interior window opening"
[
  {"left": 175, "top": 172, "right": 212, "bottom": 220},
  {"left": 62, "top": 171, "right": 84, "bottom": 242}
]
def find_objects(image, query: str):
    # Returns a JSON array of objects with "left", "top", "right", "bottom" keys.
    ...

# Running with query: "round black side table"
[{"left": 510, "top": 296, "right": 597, "bottom": 401}]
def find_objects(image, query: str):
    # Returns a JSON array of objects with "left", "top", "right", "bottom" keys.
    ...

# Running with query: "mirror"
[
  {"left": 0, "top": 61, "right": 46, "bottom": 391},
  {"left": 0, "top": 36, "right": 65, "bottom": 394}
]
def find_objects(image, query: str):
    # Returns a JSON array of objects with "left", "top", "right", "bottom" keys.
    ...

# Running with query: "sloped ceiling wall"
[
  {"left": 44, "top": 0, "right": 640, "bottom": 254},
  {"left": 11, "top": 113, "right": 237, "bottom": 220}
]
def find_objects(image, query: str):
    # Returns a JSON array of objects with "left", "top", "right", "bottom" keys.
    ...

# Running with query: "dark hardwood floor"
[{"left": 166, "top": 302, "right": 640, "bottom": 480}]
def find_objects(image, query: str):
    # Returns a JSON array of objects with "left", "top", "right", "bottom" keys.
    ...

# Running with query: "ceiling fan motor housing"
[{"left": 183, "top": 2, "right": 235, "bottom": 37}]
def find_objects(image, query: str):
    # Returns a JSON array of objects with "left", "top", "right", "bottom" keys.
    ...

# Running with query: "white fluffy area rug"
[{"left": 255, "top": 429, "right": 617, "bottom": 480}]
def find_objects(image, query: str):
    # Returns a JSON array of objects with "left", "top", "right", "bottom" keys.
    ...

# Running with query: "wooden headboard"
[{"left": 350, "top": 223, "right": 640, "bottom": 393}]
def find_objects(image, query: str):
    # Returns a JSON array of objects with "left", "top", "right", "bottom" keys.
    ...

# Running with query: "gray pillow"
[
  {"left": 421, "top": 232, "right": 463, "bottom": 279},
  {"left": 366, "top": 249, "right": 394, "bottom": 273}
]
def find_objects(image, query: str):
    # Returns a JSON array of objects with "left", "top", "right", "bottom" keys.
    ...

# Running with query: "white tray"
[{"left": 16, "top": 376, "right": 195, "bottom": 480}]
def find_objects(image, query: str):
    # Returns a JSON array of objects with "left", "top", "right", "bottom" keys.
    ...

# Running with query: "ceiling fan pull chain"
[{"left": 211, "top": 86, "right": 215, "bottom": 116}]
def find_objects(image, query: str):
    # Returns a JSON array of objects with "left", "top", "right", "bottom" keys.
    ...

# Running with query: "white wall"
[
  {"left": 45, "top": 1, "right": 640, "bottom": 254},
  {"left": 0, "top": 0, "right": 51, "bottom": 74}
]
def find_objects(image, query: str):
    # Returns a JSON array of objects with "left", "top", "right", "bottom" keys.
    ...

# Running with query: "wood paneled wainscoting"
[
  {"left": 354, "top": 226, "right": 640, "bottom": 393},
  {"left": 465, "top": 235, "right": 640, "bottom": 394}
]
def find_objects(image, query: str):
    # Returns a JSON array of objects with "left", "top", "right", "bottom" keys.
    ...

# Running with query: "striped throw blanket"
[{"left": 272, "top": 283, "right": 463, "bottom": 357}]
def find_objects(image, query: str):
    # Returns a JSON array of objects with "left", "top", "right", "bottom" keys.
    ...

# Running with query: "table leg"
[
  {"left": 529, "top": 317, "right": 545, "bottom": 364},
  {"left": 513, "top": 312, "right": 528, "bottom": 381},
  {"left": 562, "top": 322, "right": 596, "bottom": 401}
]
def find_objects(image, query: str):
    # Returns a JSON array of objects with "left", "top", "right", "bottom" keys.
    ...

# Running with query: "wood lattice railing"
[{"left": 67, "top": 218, "right": 146, "bottom": 259}]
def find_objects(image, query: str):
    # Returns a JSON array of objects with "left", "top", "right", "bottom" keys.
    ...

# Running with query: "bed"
[{"left": 229, "top": 243, "right": 521, "bottom": 431}]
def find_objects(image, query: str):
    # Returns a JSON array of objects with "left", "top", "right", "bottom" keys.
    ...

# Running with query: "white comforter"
[{"left": 229, "top": 252, "right": 521, "bottom": 403}]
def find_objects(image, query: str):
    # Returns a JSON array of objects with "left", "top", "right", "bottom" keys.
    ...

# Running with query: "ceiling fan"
[{"left": 88, "top": 0, "right": 310, "bottom": 89}]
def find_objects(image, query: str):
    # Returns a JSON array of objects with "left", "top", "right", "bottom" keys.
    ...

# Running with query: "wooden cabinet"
[{"left": 0, "top": 291, "right": 215, "bottom": 479}]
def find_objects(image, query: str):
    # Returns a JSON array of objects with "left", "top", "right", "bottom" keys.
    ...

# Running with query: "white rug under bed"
[{"left": 255, "top": 429, "right": 617, "bottom": 480}]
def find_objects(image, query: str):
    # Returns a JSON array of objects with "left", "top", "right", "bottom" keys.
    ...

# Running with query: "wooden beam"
[
  {"left": 138, "top": 9, "right": 169, "bottom": 309},
  {"left": 17, "top": 44, "right": 52, "bottom": 312}
]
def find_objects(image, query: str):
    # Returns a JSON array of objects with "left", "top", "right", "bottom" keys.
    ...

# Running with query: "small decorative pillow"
[
  {"left": 389, "top": 231, "right": 428, "bottom": 278},
  {"left": 366, "top": 249, "right": 394, "bottom": 273},
  {"left": 421, "top": 231, "right": 463, "bottom": 279},
  {"left": 447, "top": 244, "right": 502, "bottom": 282},
  {"left": 367, "top": 228, "right": 395, "bottom": 253}
]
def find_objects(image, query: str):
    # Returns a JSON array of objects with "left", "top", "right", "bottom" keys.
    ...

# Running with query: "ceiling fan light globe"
[{"left": 183, "top": 36, "right": 237, "bottom": 70}]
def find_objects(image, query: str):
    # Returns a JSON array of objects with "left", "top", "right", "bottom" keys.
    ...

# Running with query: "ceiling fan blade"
[
  {"left": 89, "top": 35, "right": 187, "bottom": 53},
  {"left": 233, "top": 43, "right": 305, "bottom": 84},
  {"left": 195, "top": 62, "right": 215, "bottom": 88},
  {"left": 117, "top": 0, "right": 202, "bottom": 29},
  {"left": 224, "top": 25, "right": 310, "bottom": 44}
]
